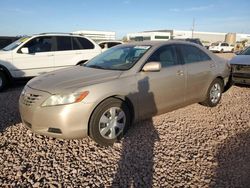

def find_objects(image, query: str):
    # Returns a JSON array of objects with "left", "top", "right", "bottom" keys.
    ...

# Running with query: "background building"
[
  {"left": 127, "top": 29, "right": 250, "bottom": 45},
  {"left": 73, "top": 30, "right": 116, "bottom": 42}
]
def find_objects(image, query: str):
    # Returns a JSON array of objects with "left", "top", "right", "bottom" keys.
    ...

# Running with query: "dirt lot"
[{"left": 0, "top": 53, "right": 249, "bottom": 187}]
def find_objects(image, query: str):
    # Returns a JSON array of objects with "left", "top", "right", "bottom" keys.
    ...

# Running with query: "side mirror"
[
  {"left": 21, "top": 47, "right": 29, "bottom": 54},
  {"left": 142, "top": 62, "right": 161, "bottom": 72}
]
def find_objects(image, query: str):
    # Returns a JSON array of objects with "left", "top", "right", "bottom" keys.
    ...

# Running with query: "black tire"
[
  {"left": 89, "top": 98, "right": 131, "bottom": 146},
  {"left": 0, "top": 71, "right": 7, "bottom": 91},
  {"left": 200, "top": 78, "right": 224, "bottom": 107},
  {"left": 220, "top": 49, "right": 224, "bottom": 53}
]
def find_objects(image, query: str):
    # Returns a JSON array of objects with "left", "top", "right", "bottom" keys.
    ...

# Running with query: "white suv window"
[
  {"left": 73, "top": 37, "right": 94, "bottom": 50},
  {"left": 57, "top": 36, "right": 72, "bottom": 51},
  {"left": 20, "top": 36, "right": 54, "bottom": 53}
]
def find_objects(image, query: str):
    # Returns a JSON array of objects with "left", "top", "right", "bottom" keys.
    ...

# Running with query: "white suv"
[
  {"left": 209, "top": 42, "right": 234, "bottom": 53},
  {"left": 0, "top": 33, "right": 101, "bottom": 90}
]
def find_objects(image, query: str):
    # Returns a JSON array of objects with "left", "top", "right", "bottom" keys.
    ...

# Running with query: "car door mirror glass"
[
  {"left": 20, "top": 47, "right": 29, "bottom": 54},
  {"left": 142, "top": 62, "right": 161, "bottom": 72}
]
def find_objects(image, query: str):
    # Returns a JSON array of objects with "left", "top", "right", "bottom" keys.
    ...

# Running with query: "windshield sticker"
[
  {"left": 19, "top": 37, "right": 30, "bottom": 43},
  {"left": 134, "top": 46, "right": 150, "bottom": 50}
]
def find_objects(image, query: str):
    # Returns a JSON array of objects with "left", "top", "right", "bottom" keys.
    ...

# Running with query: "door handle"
[
  {"left": 176, "top": 70, "right": 184, "bottom": 76},
  {"left": 47, "top": 54, "right": 54, "bottom": 57},
  {"left": 75, "top": 52, "right": 82, "bottom": 54}
]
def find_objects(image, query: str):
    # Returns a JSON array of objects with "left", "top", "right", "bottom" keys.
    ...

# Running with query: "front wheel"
[
  {"left": 200, "top": 78, "right": 223, "bottom": 107},
  {"left": 89, "top": 98, "right": 131, "bottom": 146}
]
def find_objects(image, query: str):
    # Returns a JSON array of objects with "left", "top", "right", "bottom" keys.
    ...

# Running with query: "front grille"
[{"left": 21, "top": 93, "right": 41, "bottom": 107}]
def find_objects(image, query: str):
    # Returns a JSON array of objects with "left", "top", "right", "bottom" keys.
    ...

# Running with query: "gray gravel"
[{"left": 0, "top": 84, "right": 250, "bottom": 187}]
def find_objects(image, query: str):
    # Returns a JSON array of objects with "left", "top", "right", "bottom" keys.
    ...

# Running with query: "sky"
[{"left": 0, "top": 0, "right": 249, "bottom": 39}]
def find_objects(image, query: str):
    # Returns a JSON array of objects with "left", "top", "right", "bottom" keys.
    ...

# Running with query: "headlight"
[{"left": 41, "top": 91, "right": 89, "bottom": 107}]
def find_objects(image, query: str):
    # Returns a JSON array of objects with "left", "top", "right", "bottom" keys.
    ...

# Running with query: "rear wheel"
[
  {"left": 0, "top": 72, "right": 7, "bottom": 91},
  {"left": 200, "top": 78, "right": 223, "bottom": 107},
  {"left": 89, "top": 98, "right": 131, "bottom": 146}
]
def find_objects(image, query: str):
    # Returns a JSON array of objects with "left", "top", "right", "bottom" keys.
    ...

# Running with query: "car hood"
[
  {"left": 28, "top": 66, "right": 122, "bottom": 94},
  {"left": 0, "top": 50, "right": 12, "bottom": 59},
  {"left": 230, "top": 55, "right": 250, "bottom": 65}
]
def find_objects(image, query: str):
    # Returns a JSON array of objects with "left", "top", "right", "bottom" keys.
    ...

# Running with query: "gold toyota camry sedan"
[{"left": 19, "top": 41, "right": 231, "bottom": 146}]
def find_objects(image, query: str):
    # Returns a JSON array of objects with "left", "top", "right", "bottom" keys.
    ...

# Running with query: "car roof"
[
  {"left": 124, "top": 40, "right": 201, "bottom": 47},
  {"left": 32, "top": 33, "right": 87, "bottom": 38}
]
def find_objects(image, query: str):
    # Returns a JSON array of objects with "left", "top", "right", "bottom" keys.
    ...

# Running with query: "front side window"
[
  {"left": 147, "top": 45, "right": 178, "bottom": 67},
  {"left": 57, "top": 36, "right": 72, "bottom": 51},
  {"left": 84, "top": 45, "right": 151, "bottom": 70},
  {"left": 22, "top": 36, "right": 53, "bottom": 53},
  {"left": 179, "top": 45, "right": 211, "bottom": 64}
]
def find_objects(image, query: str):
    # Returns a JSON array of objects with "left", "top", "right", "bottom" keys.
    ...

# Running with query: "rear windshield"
[{"left": 241, "top": 47, "right": 250, "bottom": 55}]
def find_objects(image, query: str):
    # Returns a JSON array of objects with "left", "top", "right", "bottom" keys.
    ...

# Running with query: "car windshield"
[
  {"left": 84, "top": 45, "right": 151, "bottom": 70},
  {"left": 211, "top": 43, "right": 219, "bottom": 46},
  {"left": 241, "top": 47, "right": 250, "bottom": 55},
  {"left": 2, "top": 37, "right": 30, "bottom": 51}
]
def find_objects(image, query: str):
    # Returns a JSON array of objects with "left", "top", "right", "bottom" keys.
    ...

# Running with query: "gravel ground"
[{"left": 1, "top": 54, "right": 250, "bottom": 187}]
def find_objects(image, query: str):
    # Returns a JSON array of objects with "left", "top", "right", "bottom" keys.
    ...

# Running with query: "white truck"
[{"left": 209, "top": 42, "right": 234, "bottom": 53}]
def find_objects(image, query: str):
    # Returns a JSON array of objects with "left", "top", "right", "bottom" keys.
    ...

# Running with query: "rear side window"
[
  {"left": 179, "top": 45, "right": 211, "bottom": 64},
  {"left": 73, "top": 37, "right": 94, "bottom": 50},
  {"left": 221, "top": 43, "right": 229, "bottom": 47},
  {"left": 22, "top": 36, "right": 54, "bottom": 53},
  {"left": 147, "top": 45, "right": 178, "bottom": 67},
  {"left": 57, "top": 36, "right": 72, "bottom": 51}
]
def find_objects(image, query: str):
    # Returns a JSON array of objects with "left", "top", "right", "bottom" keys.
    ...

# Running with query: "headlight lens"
[{"left": 41, "top": 91, "right": 89, "bottom": 107}]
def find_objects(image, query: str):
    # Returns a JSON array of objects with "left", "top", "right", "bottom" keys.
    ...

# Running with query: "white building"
[
  {"left": 127, "top": 29, "right": 250, "bottom": 44},
  {"left": 127, "top": 32, "right": 171, "bottom": 42},
  {"left": 73, "top": 30, "right": 116, "bottom": 42}
]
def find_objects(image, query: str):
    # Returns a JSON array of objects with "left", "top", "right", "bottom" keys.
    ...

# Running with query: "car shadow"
[
  {"left": 210, "top": 128, "right": 250, "bottom": 187},
  {"left": 0, "top": 80, "right": 27, "bottom": 132},
  {"left": 112, "top": 77, "right": 160, "bottom": 188}
]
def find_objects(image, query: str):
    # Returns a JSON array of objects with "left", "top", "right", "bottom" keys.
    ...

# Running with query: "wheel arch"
[
  {"left": 87, "top": 95, "right": 135, "bottom": 136},
  {"left": 0, "top": 65, "right": 12, "bottom": 80}
]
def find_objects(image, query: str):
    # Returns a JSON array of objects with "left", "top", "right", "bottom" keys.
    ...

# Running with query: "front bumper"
[
  {"left": 19, "top": 86, "right": 94, "bottom": 139},
  {"left": 231, "top": 65, "right": 250, "bottom": 85}
]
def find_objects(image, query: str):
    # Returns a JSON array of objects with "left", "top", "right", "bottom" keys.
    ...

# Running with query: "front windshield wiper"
[{"left": 86, "top": 65, "right": 105, "bottom": 69}]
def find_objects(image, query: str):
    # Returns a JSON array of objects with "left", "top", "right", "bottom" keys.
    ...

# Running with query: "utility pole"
[{"left": 191, "top": 18, "right": 195, "bottom": 38}]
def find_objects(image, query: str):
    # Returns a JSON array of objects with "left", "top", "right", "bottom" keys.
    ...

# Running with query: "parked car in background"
[
  {"left": 98, "top": 41, "right": 123, "bottom": 52},
  {"left": 0, "top": 36, "right": 21, "bottom": 49},
  {"left": 19, "top": 41, "right": 230, "bottom": 146},
  {"left": 230, "top": 46, "right": 250, "bottom": 85},
  {"left": 209, "top": 42, "right": 234, "bottom": 53},
  {"left": 0, "top": 33, "right": 101, "bottom": 91}
]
